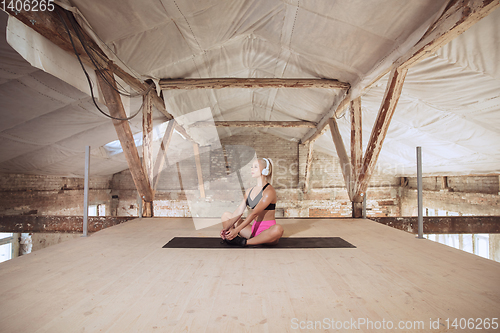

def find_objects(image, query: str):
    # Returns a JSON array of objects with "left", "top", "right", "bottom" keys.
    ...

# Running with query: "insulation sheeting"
[
  {"left": 0, "top": 1, "right": 499, "bottom": 178},
  {"left": 316, "top": 8, "right": 500, "bottom": 176}
]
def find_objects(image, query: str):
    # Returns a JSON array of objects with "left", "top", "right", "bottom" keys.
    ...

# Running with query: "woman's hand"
[
  {"left": 225, "top": 228, "right": 240, "bottom": 240},
  {"left": 220, "top": 229, "right": 227, "bottom": 240}
]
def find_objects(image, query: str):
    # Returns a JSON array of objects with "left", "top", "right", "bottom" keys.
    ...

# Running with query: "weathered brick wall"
[
  {"left": 18, "top": 133, "right": 500, "bottom": 220},
  {"left": 402, "top": 175, "right": 500, "bottom": 216},
  {"left": 279, "top": 187, "right": 400, "bottom": 218},
  {"left": 406, "top": 175, "right": 499, "bottom": 194},
  {"left": 0, "top": 173, "right": 112, "bottom": 216},
  {"left": 401, "top": 189, "right": 500, "bottom": 216},
  {"left": 217, "top": 129, "right": 299, "bottom": 190},
  {"left": 447, "top": 176, "right": 499, "bottom": 194},
  {"left": 111, "top": 131, "right": 402, "bottom": 218}
]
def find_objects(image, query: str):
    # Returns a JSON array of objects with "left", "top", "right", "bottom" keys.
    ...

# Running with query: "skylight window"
[{"left": 102, "top": 121, "right": 177, "bottom": 156}]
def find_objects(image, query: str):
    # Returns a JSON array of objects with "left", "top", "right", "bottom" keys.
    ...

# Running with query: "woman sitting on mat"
[{"left": 220, "top": 158, "right": 284, "bottom": 247}]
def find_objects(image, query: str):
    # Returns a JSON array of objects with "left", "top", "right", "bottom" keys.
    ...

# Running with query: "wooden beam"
[
  {"left": 328, "top": 118, "right": 352, "bottom": 201},
  {"left": 159, "top": 78, "right": 349, "bottom": 90},
  {"left": 4, "top": 5, "right": 173, "bottom": 120},
  {"left": 190, "top": 121, "right": 317, "bottom": 128},
  {"left": 96, "top": 68, "right": 154, "bottom": 203},
  {"left": 0, "top": 216, "right": 134, "bottom": 233},
  {"left": 397, "top": 0, "right": 500, "bottom": 70},
  {"left": 441, "top": 176, "right": 450, "bottom": 192},
  {"left": 350, "top": 97, "right": 363, "bottom": 197},
  {"left": 355, "top": 67, "right": 408, "bottom": 202},
  {"left": 370, "top": 216, "right": 500, "bottom": 234},
  {"left": 302, "top": 142, "right": 314, "bottom": 193},
  {"left": 107, "top": 63, "right": 172, "bottom": 120},
  {"left": 5, "top": 6, "right": 103, "bottom": 69},
  {"left": 152, "top": 120, "right": 176, "bottom": 190},
  {"left": 301, "top": 91, "right": 350, "bottom": 144},
  {"left": 174, "top": 123, "right": 195, "bottom": 142},
  {"left": 192, "top": 143, "right": 206, "bottom": 198},
  {"left": 142, "top": 92, "right": 154, "bottom": 188},
  {"left": 364, "top": 0, "right": 500, "bottom": 92},
  {"left": 350, "top": 97, "right": 363, "bottom": 217},
  {"left": 141, "top": 92, "right": 155, "bottom": 218},
  {"left": 302, "top": 0, "right": 500, "bottom": 145}
]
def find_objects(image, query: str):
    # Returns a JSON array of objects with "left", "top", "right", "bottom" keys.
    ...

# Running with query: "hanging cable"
[
  {"left": 56, "top": 9, "right": 148, "bottom": 120},
  {"left": 66, "top": 10, "right": 152, "bottom": 98},
  {"left": 73, "top": 14, "right": 145, "bottom": 87}
]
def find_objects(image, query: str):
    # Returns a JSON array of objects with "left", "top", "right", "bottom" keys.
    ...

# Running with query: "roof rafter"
[
  {"left": 190, "top": 121, "right": 317, "bottom": 128},
  {"left": 301, "top": 0, "right": 500, "bottom": 144},
  {"left": 4, "top": 5, "right": 173, "bottom": 119},
  {"left": 96, "top": 68, "right": 154, "bottom": 204},
  {"left": 159, "top": 78, "right": 349, "bottom": 90}
]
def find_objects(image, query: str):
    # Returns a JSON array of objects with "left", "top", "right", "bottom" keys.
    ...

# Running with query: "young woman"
[{"left": 220, "top": 158, "right": 284, "bottom": 247}]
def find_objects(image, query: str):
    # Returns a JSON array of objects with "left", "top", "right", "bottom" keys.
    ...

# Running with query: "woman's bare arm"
[
  {"left": 221, "top": 189, "right": 250, "bottom": 230},
  {"left": 225, "top": 187, "right": 276, "bottom": 239}
]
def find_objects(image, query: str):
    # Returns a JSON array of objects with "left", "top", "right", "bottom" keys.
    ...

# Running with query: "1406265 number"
[
  {"left": 2, "top": 0, "right": 55, "bottom": 12},
  {"left": 445, "top": 318, "right": 498, "bottom": 330}
]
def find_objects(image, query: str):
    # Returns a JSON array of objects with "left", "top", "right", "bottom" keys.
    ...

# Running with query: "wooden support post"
[
  {"left": 142, "top": 200, "right": 153, "bottom": 218},
  {"left": 440, "top": 176, "right": 450, "bottom": 192},
  {"left": 349, "top": 97, "right": 363, "bottom": 200},
  {"left": 328, "top": 118, "right": 352, "bottom": 201},
  {"left": 152, "top": 120, "right": 176, "bottom": 190},
  {"left": 192, "top": 143, "right": 206, "bottom": 198},
  {"left": 350, "top": 97, "right": 363, "bottom": 217},
  {"left": 400, "top": 177, "right": 407, "bottom": 187},
  {"left": 221, "top": 145, "right": 231, "bottom": 175},
  {"left": 355, "top": 67, "right": 408, "bottom": 202},
  {"left": 160, "top": 78, "right": 349, "bottom": 90},
  {"left": 96, "top": 69, "right": 154, "bottom": 210},
  {"left": 303, "top": 142, "right": 314, "bottom": 193},
  {"left": 142, "top": 91, "right": 154, "bottom": 189}
]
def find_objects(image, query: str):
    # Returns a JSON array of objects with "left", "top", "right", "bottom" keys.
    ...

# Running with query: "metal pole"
[
  {"left": 83, "top": 146, "right": 90, "bottom": 237},
  {"left": 362, "top": 194, "right": 367, "bottom": 219},
  {"left": 417, "top": 146, "right": 423, "bottom": 239},
  {"left": 138, "top": 192, "right": 143, "bottom": 218}
]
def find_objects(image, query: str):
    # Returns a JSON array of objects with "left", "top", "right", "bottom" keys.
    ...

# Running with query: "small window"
[
  {"left": 0, "top": 232, "right": 14, "bottom": 264},
  {"left": 98, "top": 204, "right": 106, "bottom": 216},
  {"left": 88, "top": 205, "right": 98, "bottom": 217},
  {"left": 0, "top": 243, "right": 12, "bottom": 263}
]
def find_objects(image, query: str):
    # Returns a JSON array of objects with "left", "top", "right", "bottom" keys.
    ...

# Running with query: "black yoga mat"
[{"left": 162, "top": 237, "right": 356, "bottom": 249}]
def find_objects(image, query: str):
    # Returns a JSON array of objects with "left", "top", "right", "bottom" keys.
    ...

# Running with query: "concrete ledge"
[
  {"left": 0, "top": 216, "right": 135, "bottom": 233},
  {"left": 370, "top": 216, "right": 500, "bottom": 234}
]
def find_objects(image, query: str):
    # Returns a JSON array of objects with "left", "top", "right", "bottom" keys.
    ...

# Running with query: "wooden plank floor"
[{"left": 0, "top": 218, "right": 499, "bottom": 332}]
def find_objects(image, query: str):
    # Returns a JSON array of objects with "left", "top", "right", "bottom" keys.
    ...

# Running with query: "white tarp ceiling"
[{"left": 0, "top": 1, "right": 499, "bottom": 178}]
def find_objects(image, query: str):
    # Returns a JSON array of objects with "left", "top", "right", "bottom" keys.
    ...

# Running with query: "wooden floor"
[{"left": 0, "top": 218, "right": 499, "bottom": 332}]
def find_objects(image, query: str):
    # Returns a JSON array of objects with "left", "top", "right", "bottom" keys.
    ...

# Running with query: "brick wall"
[
  {"left": 0, "top": 173, "right": 112, "bottom": 216},
  {"left": 401, "top": 189, "right": 500, "bottom": 216},
  {"left": 406, "top": 175, "right": 499, "bottom": 194},
  {"left": 118, "top": 130, "right": 402, "bottom": 218},
  {"left": 9, "top": 134, "right": 499, "bottom": 220},
  {"left": 402, "top": 175, "right": 500, "bottom": 216},
  {"left": 1, "top": 147, "right": 497, "bottom": 220}
]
